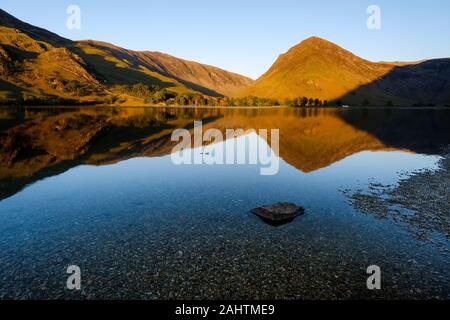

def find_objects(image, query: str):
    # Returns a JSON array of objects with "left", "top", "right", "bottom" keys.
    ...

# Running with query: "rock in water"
[{"left": 251, "top": 202, "right": 305, "bottom": 226}]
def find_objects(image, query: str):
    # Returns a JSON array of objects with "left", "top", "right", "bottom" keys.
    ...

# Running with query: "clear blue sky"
[{"left": 2, "top": 0, "right": 450, "bottom": 79}]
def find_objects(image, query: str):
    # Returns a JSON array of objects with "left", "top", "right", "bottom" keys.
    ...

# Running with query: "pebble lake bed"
[
  {"left": 0, "top": 106, "right": 449, "bottom": 300},
  {"left": 345, "top": 148, "right": 450, "bottom": 252}
]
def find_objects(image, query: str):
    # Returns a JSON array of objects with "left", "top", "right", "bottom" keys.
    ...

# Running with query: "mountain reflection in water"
[
  {"left": 0, "top": 106, "right": 449, "bottom": 201},
  {"left": 1, "top": 106, "right": 450, "bottom": 300}
]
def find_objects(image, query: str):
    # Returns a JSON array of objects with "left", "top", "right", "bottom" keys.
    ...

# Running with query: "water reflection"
[
  {"left": 0, "top": 106, "right": 449, "bottom": 299},
  {"left": 1, "top": 106, "right": 449, "bottom": 201}
]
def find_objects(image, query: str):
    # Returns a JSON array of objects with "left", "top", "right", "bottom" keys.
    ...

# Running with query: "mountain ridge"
[
  {"left": 0, "top": 9, "right": 253, "bottom": 104},
  {"left": 1, "top": 9, "right": 449, "bottom": 106},
  {"left": 241, "top": 36, "right": 450, "bottom": 106},
  {"left": 0, "top": 9, "right": 71, "bottom": 46},
  {"left": 78, "top": 39, "right": 254, "bottom": 96}
]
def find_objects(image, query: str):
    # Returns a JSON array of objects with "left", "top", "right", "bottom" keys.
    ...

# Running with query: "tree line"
[
  {"left": 123, "top": 83, "right": 281, "bottom": 107},
  {"left": 120, "top": 83, "right": 400, "bottom": 107},
  {"left": 285, "top": 97, "right": 329, "bottom": 107}
]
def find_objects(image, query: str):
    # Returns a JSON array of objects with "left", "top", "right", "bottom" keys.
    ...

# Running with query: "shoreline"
[
  {"left": 344, "top": 148, "right": 450, "bottom": 250},
  {"left": 1, "top": 105, "right": 450, "bottom": 110}
]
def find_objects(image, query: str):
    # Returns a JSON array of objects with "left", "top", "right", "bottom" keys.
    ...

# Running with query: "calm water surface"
[{"left": 0, "top": 107, "right": 449, "bottom": 299}]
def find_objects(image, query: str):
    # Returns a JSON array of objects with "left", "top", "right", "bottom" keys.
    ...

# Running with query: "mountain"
[
  {"left": 0, "top": 9, "right": 253, "bottom": 105},
  {"left": 0, "top": 8, "right": 71, "bottom": 46},
  {"left": 2, "top": 9, "right": 449, "bottom": 107},
  {"left": 241, "top": 37, "right": 450, "bottom": 106},
  {"left": 76, "top": 40, "right": 254, "bottom": 96}
]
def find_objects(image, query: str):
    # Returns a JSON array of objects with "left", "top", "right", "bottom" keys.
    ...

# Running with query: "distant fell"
[
  {"left": 1, "top": 8, "right": 449, "bottom": 107},
  {"left": 78, "top": 40, "right": 254, "bottom": 97},
  {"left": 0, "top": 9, "right": 253, "bottom": 105},
  {"left": 241, "top": 37, "right": 450, "bottom": 106}
]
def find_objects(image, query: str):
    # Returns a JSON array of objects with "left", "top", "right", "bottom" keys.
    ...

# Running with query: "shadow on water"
[
  {"left": 0, "top": 106, "right": 449, "bottom": 201},
  {"left": 337, "top": 107, "right": 450, "bottom": 154}
]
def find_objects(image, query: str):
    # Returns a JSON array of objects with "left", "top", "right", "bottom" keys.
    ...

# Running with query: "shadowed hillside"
[
  {"left": 0, "top": 9, "right": 253, "bottom": 105},
  {"left": 1, "top": 9, "right": 449, "bottom": 106},
  {"left": 76, "top": 40, "right": 254, "bottom": 97},
  {"left": 0, "top": 8, "right": 71, "bottom": 46},
  {"left": 339, "top": 59, "right": 450, "bottom": 106},
  {"left": 241, "top": 37, "right": 450, "bottom": 106}
]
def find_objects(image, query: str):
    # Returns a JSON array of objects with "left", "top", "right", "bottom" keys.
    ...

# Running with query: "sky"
[{"left": 1, "top": 0, "right": 450, "bottom": 79}]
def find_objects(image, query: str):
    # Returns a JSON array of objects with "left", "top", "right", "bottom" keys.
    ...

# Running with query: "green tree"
[
  {"left": 177, "top": 94, "right": 192, "bottom": 106},
  {"left": 301, "top": 97, "right": 308, "bottom": 107},
  {"left": 314, "top": 98, "right": 320, "bottom": 107}
]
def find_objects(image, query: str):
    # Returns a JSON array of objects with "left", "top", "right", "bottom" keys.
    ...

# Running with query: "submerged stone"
[{"left": 251, "top": 202, "right": 305, "bottom": 226}]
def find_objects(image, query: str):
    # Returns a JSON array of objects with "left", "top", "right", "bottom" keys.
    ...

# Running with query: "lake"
[{"left": 0, "top": 106, "right": 449, "bottom": 299}]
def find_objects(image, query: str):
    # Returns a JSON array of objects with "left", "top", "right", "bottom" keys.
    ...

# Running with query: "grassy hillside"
[
  {"left": 2, "top": 8, "right": 449, "bottom": 107},
  {"left": 0, "top": 9, "right": 253, "bottom": 106},
  {"left": 241, "top": 37, "right": 450, "bottom": 106},
  {"left": 0, "top": 25, "right": 107, "bottom": 105},
  {"left": 76, "top": 40, "right": 254, "bottom": 97}
]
